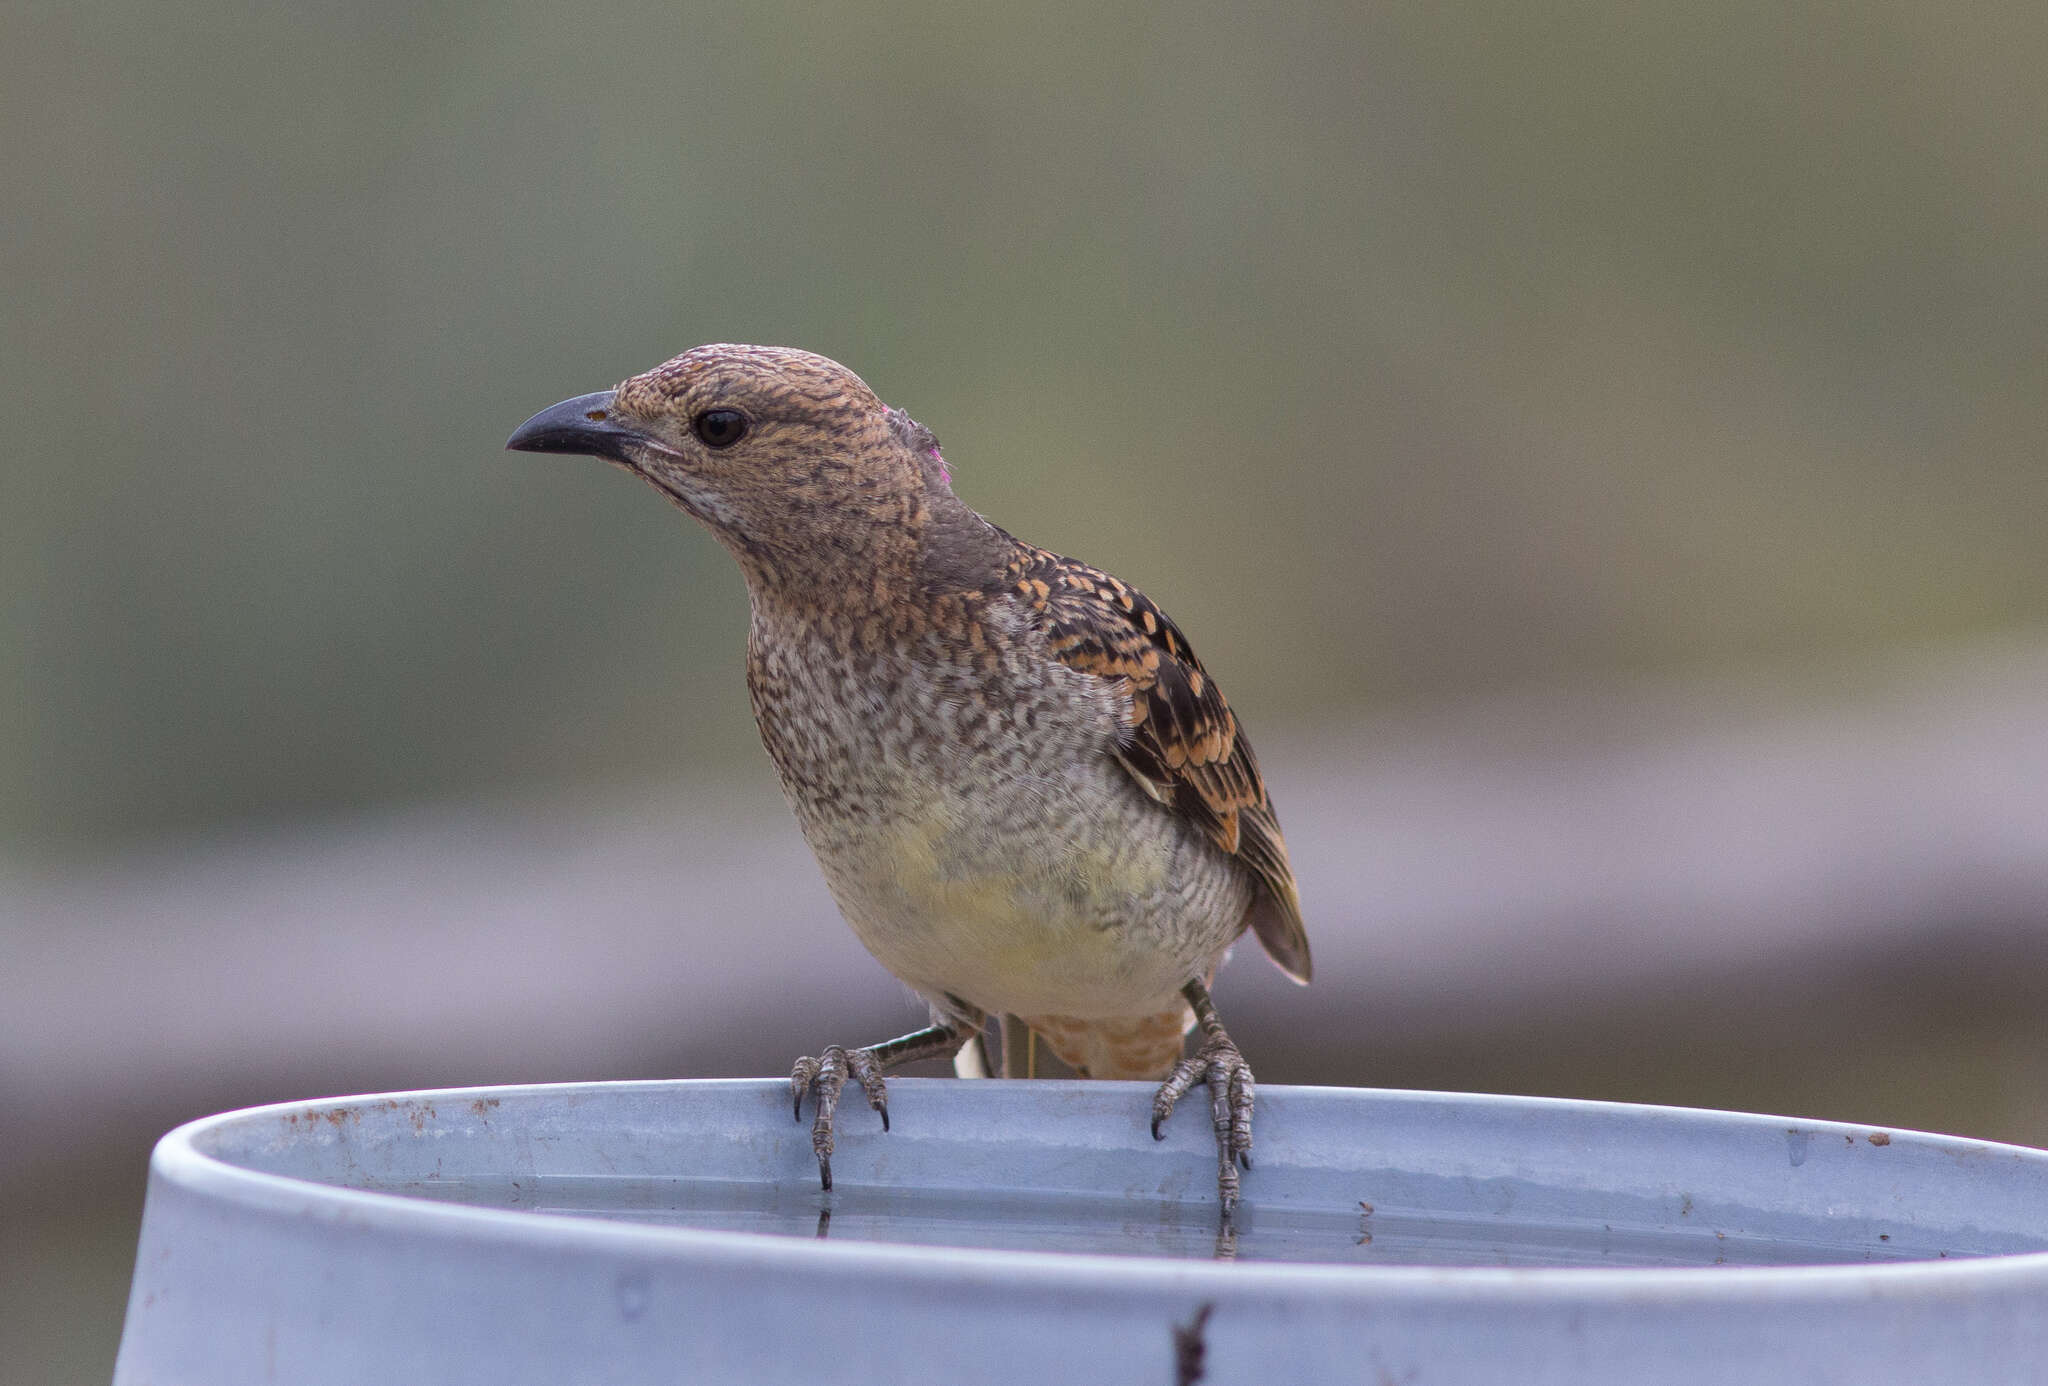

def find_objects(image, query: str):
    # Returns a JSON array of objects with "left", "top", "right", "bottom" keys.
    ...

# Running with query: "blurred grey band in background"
[{"left": 10, "top": 632, "right": 2047, "bottom": 1183}]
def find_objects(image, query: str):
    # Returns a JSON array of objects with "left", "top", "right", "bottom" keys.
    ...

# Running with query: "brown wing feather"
[{"left": 1005, "top": 544, "right": 1312, "bottom": 984}]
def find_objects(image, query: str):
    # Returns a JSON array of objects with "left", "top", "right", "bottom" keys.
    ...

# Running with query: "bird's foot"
[
  {"left": 1151, "top": 1027, "right": 1256, "bottom": 1218},
  {"left": 785, "top": 1017, "right": 975, "bottom": 1191},
  {"left": 790, "top": 1044, "right": 890, "bottom": 1192}
]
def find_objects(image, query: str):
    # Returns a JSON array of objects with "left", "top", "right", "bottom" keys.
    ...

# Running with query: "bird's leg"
[
  {"left": 999, "top": 1013, "right": 1038, "bottom": 1078},
  {"left": 790, "top": 1006, "right": 980, "bottom": 1191},
  {"left": 1151, "top": 979, "right": 1257, "bottom": 1218}
]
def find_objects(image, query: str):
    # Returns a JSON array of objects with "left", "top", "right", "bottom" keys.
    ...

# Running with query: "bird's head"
[{"left": 508, "top": 344, "right": 953, "bottom": 586}]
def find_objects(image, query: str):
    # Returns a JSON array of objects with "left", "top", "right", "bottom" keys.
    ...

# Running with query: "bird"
[{"left": 507, "top": 344, "right": 1310, "bottom": 1217}]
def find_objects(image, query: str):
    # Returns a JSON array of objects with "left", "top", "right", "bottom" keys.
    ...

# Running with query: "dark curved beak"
[{"left": 505, "top": 390, "right": 644, "bottom": 465}]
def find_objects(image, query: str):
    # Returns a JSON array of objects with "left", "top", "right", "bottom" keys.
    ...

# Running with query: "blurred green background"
[{"left": 7, "top": 1, "right": 2048, "bottom": 1379}]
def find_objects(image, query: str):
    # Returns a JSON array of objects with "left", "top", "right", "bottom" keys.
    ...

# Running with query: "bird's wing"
[{"left": 1005, "top": 545, "right": 1312, "bottom": 984}]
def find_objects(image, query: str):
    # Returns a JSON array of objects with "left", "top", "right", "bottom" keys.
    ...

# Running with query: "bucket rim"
[{"left": 146, "top": 1077, "right": 2048, "bottom": 1304}]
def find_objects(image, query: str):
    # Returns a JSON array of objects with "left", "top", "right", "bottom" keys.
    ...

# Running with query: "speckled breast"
[{"left": 744, "top": 600, "right": 1250, "bottom": 1020}]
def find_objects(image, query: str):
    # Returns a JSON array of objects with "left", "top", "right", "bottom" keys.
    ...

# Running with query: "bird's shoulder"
[{"left": 993, "top": 538, "right": 1312, "bottom": 983}]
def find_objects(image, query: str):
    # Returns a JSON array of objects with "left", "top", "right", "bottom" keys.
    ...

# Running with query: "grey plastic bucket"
[{"left": 115, "top": 1079, "right": 2048, "bottom": 1384}]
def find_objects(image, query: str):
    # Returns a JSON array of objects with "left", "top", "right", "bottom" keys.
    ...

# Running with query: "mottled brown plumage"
[
  {"left": 1005, "top": 544, "right": 1312, "bottom": 987},
  {"left": 507, "top": 344, "right": 1311, "bottom": 1217}
]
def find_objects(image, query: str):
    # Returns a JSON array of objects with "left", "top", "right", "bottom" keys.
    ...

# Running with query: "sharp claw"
[
  {"left": 1151, "top": 1020, "right": 1258, "bottom": 1215},
  {"left": 791, "top": 1041, "right": 904, "bottom": 1189}
]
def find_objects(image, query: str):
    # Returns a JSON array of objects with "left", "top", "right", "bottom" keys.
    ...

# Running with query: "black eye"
[{"left": 692, "top": 409, "right": 748, "bottom": 448}]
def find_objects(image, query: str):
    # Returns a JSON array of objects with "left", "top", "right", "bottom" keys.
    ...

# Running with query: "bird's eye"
[{"left": 692, "top": 409, "right": 748, "bottom": 449}]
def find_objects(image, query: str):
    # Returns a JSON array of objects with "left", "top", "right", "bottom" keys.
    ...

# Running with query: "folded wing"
[{"left": 1004, "top": 544, "right": 1312, "bottom": 984}]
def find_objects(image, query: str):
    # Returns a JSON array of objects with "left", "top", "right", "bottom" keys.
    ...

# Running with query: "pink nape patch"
[{"left": 929, "top": 446, "right": 950, "bottom": 483}]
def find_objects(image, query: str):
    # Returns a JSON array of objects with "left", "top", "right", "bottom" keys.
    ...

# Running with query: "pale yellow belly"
[{"left": 814, "top": 801, "right": 1224, "bottom": 1021}]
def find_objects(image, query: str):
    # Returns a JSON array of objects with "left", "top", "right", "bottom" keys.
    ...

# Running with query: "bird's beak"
[{"left": 505, "top": 390, "right": 648, "bottom": 465}]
